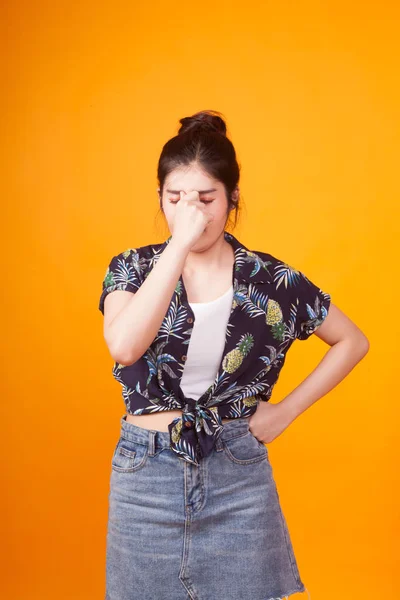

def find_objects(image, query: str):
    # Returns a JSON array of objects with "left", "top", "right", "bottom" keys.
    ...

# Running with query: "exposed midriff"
[{"left": 125, "top": 410, "right": 249, "bottom": 432}]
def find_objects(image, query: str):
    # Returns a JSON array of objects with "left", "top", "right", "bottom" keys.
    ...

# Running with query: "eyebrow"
[{"left": 166, "top": 188, "right": 217, "bottom": 194}]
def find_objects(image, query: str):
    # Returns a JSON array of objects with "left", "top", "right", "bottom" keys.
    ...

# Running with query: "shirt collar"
[{"left": 162, "top": 230, "right": 273, "bottom": 285}]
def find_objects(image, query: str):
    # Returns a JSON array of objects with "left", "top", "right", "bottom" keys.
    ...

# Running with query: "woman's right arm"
[{"left": 103, "top": 236, "right": 191, "bottom": 365}]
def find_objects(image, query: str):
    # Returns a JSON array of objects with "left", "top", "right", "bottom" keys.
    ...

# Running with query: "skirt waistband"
[{"left": 119, "top": 413, "right": 251, "bottom": 449}]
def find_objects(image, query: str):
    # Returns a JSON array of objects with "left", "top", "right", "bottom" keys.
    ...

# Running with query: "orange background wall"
[{"left": 3, "top": 1, "right": 398, "bottom": 598}]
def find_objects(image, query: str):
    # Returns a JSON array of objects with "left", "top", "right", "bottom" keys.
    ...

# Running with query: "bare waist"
[{"left": 125, "top": 410, "right": 250, "bottom": 432}]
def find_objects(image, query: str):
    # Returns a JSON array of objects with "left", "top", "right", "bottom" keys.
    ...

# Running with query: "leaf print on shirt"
[
  {"left": 271, "top": 259, "right": 331, "bottom": 341},
  {"left": 207, "top": 376, "right": 273, "bottom": 407},
  {"left": 112, "top": 368, "right": 151, "bottom": 413},
  {"left": 241, "top": 250, "right": 273, "bottom": 279},
  {"left": 238, "top": 283, "right": 266, "bottom": 318},
  {"left": 99, "top": 249, "right": 144, "bottom": 313},
  {"left": 143, "top": 340, "right": 180, "bottom": 387},
  {"left": 157, "top": 294, "right": 189, "bottom": 342},
  {"left": 273, "top": 260, "right": 303, "bottom": 290},
  {"left": 295, "top": 292, "right": 330, "bottom": 339},
  {"left": 238, "top": 283, "right": 287, "bottom": 342}
]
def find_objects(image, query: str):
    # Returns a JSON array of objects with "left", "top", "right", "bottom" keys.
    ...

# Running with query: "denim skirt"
[{"left": 105, "top": 414, "right": 308, "bottom": 600}]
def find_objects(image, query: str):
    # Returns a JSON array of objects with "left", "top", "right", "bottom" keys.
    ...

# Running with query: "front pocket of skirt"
[
  {"left": 222, "top": 431, "right": 269, "bottom": 465},
  {"left": 111, "top": 437, "right": 148, "bottom": 473}
]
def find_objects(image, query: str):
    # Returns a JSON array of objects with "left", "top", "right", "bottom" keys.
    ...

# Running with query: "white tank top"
[{"left": 180, "top": 284, "right": 234, "bottom": 400}]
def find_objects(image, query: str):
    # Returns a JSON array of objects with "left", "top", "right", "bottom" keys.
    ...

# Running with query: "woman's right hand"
[{"left": 171, "top": 190, "right": 215, "bottom": 249}]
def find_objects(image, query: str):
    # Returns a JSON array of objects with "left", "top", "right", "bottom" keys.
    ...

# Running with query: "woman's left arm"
[{"left": 249, "top": 303, "right": 370, "bottom": 444}]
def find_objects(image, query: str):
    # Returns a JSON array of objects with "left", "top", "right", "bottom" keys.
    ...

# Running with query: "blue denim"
[{"left": 105, "top": 415, "right": 309, "bottom": 600}]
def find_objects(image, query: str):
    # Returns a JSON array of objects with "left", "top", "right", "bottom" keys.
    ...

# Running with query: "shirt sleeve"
[
  {"left": 292, "top": 269, "right": 331, "bottom": 341},
  {"left": 98, "top": 249, "right": 143, "bottom": 315}
]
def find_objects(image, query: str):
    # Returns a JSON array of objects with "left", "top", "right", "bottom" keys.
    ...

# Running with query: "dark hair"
[{"left": 157, "top": 110, "right": 241, "bottom": 229}]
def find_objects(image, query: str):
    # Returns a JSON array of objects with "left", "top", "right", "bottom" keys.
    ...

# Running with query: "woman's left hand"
[{"left": 248, "top": 401, "right": 295, "bottom": 444}]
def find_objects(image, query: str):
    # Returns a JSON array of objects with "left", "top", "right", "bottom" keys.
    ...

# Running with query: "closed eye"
[{"left": 169, "top": 198, "right": 214, "bottom": 204}]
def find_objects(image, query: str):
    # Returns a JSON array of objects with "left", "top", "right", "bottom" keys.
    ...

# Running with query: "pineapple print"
[
  {"left": 271, "top": 321, "right": 286, "bottom": 340},
  {"left": 266, "top": 299, "right": 283, "bottom": 325},
  {"left": 222, "top": 333, "right": 254, "bottom": 374},
  {"left": 266, "top": 299, "right": 286, "bottom": 341},
  {"left": 243, "top": 395, "right": 258, "bottom": 407},
  {"left": 171, "top": 419, "right": 183, "bottom": 444},
  {"left": 103, "top": 267, "right": 115, "bottom": 288}
]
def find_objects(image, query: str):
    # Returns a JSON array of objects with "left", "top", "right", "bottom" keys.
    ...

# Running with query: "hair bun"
[{"left": 178, "top": 110, "right": 227, "bottom": 137}]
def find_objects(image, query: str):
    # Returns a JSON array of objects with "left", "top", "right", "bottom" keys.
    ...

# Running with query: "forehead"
[{"left": 165, "top": 165, "right": 222, "bottom": 191}]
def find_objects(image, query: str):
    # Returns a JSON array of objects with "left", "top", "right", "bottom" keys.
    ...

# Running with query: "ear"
[{"left": 229, "top": 186, "right": 239, "bottom": 209}]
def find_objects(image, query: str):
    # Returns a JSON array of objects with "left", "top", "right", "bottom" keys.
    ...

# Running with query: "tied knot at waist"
[{"left": 167, "top": 397, "right": 224, "bottom": 466}]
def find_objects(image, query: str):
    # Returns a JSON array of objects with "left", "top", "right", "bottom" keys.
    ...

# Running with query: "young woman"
[{"left": 99, "top": 110, "right": 369, "bottom": 600}]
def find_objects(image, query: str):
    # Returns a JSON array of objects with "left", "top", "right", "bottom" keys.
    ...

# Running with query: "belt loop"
[
  {"left": 148, "top": 430, "right": 156, "bottom": 456},
  {"left": 215, "top": 434, "right": 223, "bottom": 452}
]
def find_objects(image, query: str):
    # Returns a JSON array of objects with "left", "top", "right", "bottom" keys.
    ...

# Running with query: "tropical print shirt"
[{"left": 99, "top": 231, "right": 331, "bottom": 467}]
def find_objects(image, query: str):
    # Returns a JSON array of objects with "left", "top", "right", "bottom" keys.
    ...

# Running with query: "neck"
[{"left": 182, "top": 231, "right": 234, "bottom": 278}]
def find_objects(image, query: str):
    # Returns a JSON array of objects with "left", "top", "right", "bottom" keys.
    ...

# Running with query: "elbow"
[
  {"left": 106, "top": 338, "right": 139, "bottom": 366},
  {"left": 334, "top": 331, "right": 370, "bottom": 361},
  {"left": 360, "top": 335, "right": 370, "bottom": 356},
  {"left": 113, "top": 354, "right": 137, "bottom": 367},
  {"left": 351, "top": 332, "right": 370, "bottom": 359},
  {"left": 356, "top": 327, "right": 370, "bottom": 354}
]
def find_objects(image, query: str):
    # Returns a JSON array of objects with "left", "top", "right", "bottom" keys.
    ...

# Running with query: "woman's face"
[{"left": 158, "top": 164, "right": 237, "bottom": 243}]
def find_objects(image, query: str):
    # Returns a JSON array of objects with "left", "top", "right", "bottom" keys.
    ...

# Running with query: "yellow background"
[{"left": 3, "top": 1, "right": 398, "bottom": 598}]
